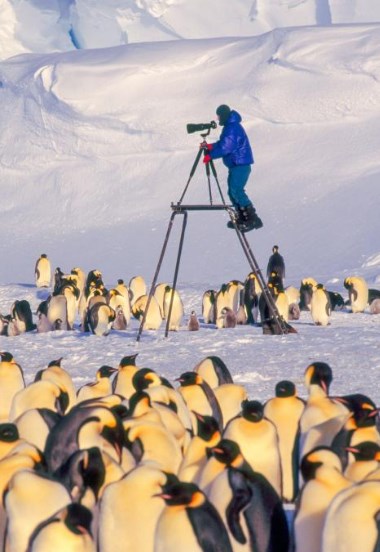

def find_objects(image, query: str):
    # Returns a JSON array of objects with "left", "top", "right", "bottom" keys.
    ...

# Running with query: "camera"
[{"left": 186, "top": 121, "right": 217, "bottom": 134}]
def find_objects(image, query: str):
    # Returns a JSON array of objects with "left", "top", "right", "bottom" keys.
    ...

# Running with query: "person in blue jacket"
[{"left": 202, "top": 105, "right": 263, "bottom": 232}]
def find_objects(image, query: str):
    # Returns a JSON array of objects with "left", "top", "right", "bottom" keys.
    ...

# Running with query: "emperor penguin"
[
  {"left": 266, "top": 245, "right": 285, "bottom": 281},
  {"left": 344, "top": 276, "right": 369, "bottom": 313},
  {"left": 223, "top": 400, "right": 283, "bottom": 497},
  {"left": 243, "top": 272, "right": 260, "bottom": 324},
  {"left": 194, "top": 356, "right": 233, "bottom": 389},
  {"left": 299, "top": 363, "right": 350, "bottom": 462},
  {"left": 34, "top": 358, "right": 76, "bottom": 412},
  {"left": 344, "top": 441, "right": 380, "bottom": 482},
  {"left": 44, "top": 404, "right": 125, "bottom": 473},
  {"left": 112, "top": 354, "right": 139, "bottom": 400},
  {"left": 131, "top": 295, "right": 162, "bottom": 330},
  {"left": 54, "top": 277, "right": 81, "bottom": 330},
  {"left": 294, "top": 446, "right": 351, "bottom": 552},
  {"left": 264, "top": 380, "right": 305, "bottom": 502},
  {"left": 77, "top": 365, "right": 118, "bottom": 403},
  {"left": 177, "top": 372, "right": 223, "bottom": 431},
  {"left": 321, "top": 479, "right": 380, "bottom": 552},
  {"left": 27, "top": 503, "right": 95, "bottom": 552},
  {"left": 155, "top": 479, "right": 233, "bottom": 552},
  {"left": 107, "top": 288, "right": 131, "bottom": 324},
  {"left": 124, "top": 418, "right": 183, "bottom": 473},
  {"left": 128, "top": 275, "right": 147, "bottom": 306},
  {"left": 188, "top": 311, "right": 200, "bottom": 331},
  {"left": 86, "top": 303, "right": 116, "bottom": 336},
  {"left": 202, "top": 290, "right": 217, "bottom": 324},
  {"left": 153, "top": 282, "right": 170, "bottom": 318},
  {"left": 310, "top": 283, "right": 331, "bottom": 326},
  {"left": 163, "top": 286, "right": 184, "bottom": 331},
  {"left": 179, "top": 413, "right": 221, "bottom": 483},
  {"left": 215, "top": 284, "right": 231, "bottom": 329},
  {"left": 11, "top": 300, "right": 36, "bottom": 333},
  {"left": 47, "top": 294, "right": 68, "bottom": 331},
  {"left": 9, "top": 379, "right": 70, "bottom": 421},
  {"left": 4, "top": 469, "right": 71, "bottom": 552},
  {"left": 299, "top": 277, "right": 317, "bottom": 311},
  {"left": 225, "top": 280, "right": 244, "bottom": 313},
  {"left": 99, "top": 465, "right": 168, "bottom": 552},
  {"left": 14, "top": 408, "right": 61, "bottom": 452},
  {"left": 35, "top": 254, "right": 51, "bottom": 288},
  {"left": 0, "top": 352, "right": 25, "bottom": 422},
  {"left": 206, "top": 439, "right": 289, "bottom": 552},
  {"left": 236, "top": 290, "right": 248, "bottom": 325}
]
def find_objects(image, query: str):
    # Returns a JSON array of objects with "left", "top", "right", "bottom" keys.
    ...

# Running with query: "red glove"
[{"left": 203, "top": 154, "right": 212, "bottom": 164}]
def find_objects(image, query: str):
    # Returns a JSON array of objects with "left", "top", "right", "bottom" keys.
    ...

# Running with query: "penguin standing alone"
[
  {"left": 266, "top": 245, "right": 285, "bottom": 281},
  {"left": 34, "top": 254, "right": 51, "bottom": 288},
  {"left": 310, "top": 284, "right": 331, "bottom": 326}
]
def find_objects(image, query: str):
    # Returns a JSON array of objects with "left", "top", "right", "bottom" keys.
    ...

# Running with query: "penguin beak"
[{"left": 345, "top": 446, "right": 359, "bottom": 454}]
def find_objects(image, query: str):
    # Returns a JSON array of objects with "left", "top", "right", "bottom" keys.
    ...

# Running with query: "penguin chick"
[
  {"left": 188, "top": 311, "right": 200, "bottom": 331},
  {"left": 219, "top": 307, "right": 237, "bottom": 329}
]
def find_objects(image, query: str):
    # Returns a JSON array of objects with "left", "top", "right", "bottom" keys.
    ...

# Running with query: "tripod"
[{"left": 136, "top": 131, "right": 290, "bottom": 340}]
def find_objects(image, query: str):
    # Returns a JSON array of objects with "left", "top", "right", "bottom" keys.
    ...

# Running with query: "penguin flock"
[
  {"left": 0, "top": 250, "right": 379, "bottom": 337},
  {"left": 1, "top": 352, "right": 380, "bottom": 551}
]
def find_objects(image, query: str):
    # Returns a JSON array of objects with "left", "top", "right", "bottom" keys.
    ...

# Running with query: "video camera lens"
[{"left": 186, "top": 121, "right": 217, "bottom": 134}]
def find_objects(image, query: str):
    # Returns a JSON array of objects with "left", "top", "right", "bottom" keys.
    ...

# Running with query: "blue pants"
[{"left": 227, "top": 165, "right": 252, "bottom": 209}]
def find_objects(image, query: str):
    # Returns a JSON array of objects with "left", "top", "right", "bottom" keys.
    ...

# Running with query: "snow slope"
[
  {"left": 2, "top": 0, "right": 380, "bottom": 61},
  {"left": 1, "top": 24, "right": 380, "bottom": 285}
]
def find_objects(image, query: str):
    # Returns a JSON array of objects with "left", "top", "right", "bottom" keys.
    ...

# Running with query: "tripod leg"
[
  {"left": 205, "top": 162, "right": 213, "bottom": 205},
  {"left": 136, "top": 211, "right": 177, "bottom": 342},
  {"left": 165, "top": 211, "right": 187, "bottom": 337},
  {"left": 177, "top": 148, "right": 204, "bottom": 205},
  {"left": 209, "top": 160, "right": 228, "bottom": 205}
]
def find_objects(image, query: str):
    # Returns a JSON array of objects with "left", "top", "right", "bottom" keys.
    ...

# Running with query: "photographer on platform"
[{"left": 201, "top": 105, "right": 263, "bottom": 232}]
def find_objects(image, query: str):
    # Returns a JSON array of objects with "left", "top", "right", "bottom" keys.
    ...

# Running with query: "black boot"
[
  {"left": 226, "top": 209, "right": 243, "bottom": 229},
  {"left": 238, "top": 205, "right": 263, "bottom": 232}
]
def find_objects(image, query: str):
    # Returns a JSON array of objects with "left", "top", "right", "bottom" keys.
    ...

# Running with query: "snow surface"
[{"left": 0, "top": 3, "right": 380, "bottom": 395}]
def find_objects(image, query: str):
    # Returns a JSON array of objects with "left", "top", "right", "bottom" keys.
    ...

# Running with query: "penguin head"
[
  {"left": 97, "top": 365, "right": 118, "bottom": 379},
  {"left": 177, "top": 372, "right": 202, "bottom": 387},
  {"left": 64, "top": 503, "right": 93, "bottom": 536},
  {"left": 41, "top": 253, "right": 48, "bottom": 259},
  {"left": 117, "top": 278, "right": 124, "bottom": 285},
  {"left": 0, "top": 423, "right": 19, "bottom": 443},
  {"left": 304, "top": 362, "right": 333, "bottom": 393},
  {"left": 210, "top": 439, "right": 243, "bottom": 467},
  {"left": 48, "top": 358, "right": 63, "bottom": 368},
  {"left": 346, "top": 441, "right": 380, "bottom": 462},
  {"left": 316, "top": 283, "right": 325, "bottom": 290},
  {"left": 241, "top": 400, "right": 264, "bottom": 423},
  {"left": 275, "top": 380, "right": 296, "bottom": 398},
  {"left": 301, "top": 446, "right": 342, "bottom": 482},
  {"left": 119, "top": 353, "right": 139, "bottom": 368},
  {"left": 132, "top": 368, "right": 162, "bottom": 391},
  {"left": 157, "top": 480, "right": 205, "bottom": 508},
  {"left": 0, "top": 351, "right": 14, "bottom": 363},
  {"left": 192, "top": 412, "right": 220, "bottom": 442},
  {"left": 272, "top": 245, "right": 279, "bottom": 253}
]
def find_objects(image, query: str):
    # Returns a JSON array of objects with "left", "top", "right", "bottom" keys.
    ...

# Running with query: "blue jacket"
[{"left": 210, "top": 110, "right": 254, "bottom": 168}]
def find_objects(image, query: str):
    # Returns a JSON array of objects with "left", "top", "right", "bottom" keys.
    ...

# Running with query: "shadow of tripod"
[{"left": 136, "top": 128, "right": 291, "bottom": 341}]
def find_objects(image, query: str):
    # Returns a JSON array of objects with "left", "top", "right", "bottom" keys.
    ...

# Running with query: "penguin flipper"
[{"left": 226, "top": 470, "right": 252, "bottom": 544}]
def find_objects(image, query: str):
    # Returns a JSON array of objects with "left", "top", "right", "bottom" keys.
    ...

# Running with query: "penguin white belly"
[
  {"left": 223, "top": 421, "right": 282, "bottom": 496},
  {"left": 47, "top": 296, "right": 68, "bottom": 330},
  {"left": 155, "top": 508, "right": 202, "bottom": 552},
  {"left": 14, "top": 409, "right": 51, "bottom": 451},
  {"left": 35, "top": 259, "right": 51, "bottom": 288},
  {"left": 310, "top": 290, "right": 330, "bottom": 326},
  {"left": 322, "top": 481, "right": 380, "bottom": 552},
  {"left": 214, "top": 385, "right": 248, "bottom": 427},
  {"left": 0, "top": 369, "right": 24, "bottom": 422}
]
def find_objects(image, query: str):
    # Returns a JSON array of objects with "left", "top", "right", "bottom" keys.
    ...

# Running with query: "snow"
[
  {"left": 1, "top": 2, "right": 380, "bottom": 549},
  {"left": 0, "top": 3, "right": 380, "bottom": 394}
]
